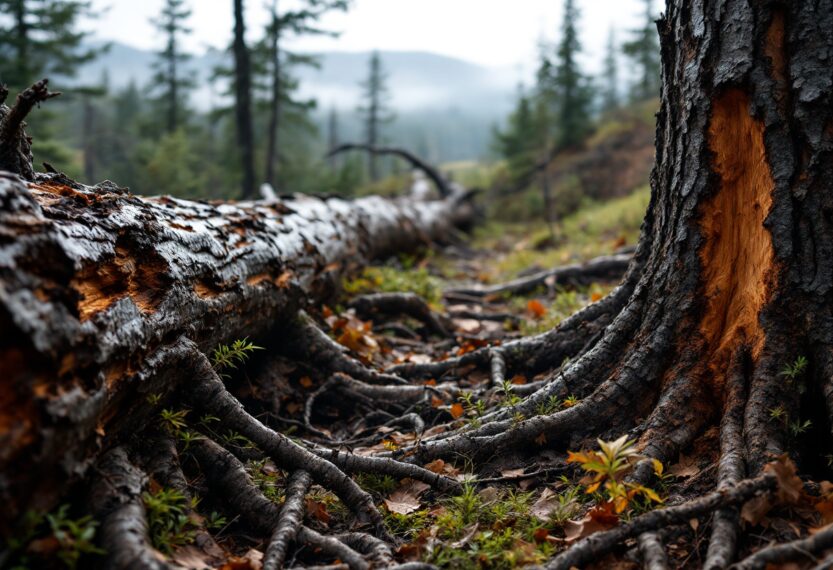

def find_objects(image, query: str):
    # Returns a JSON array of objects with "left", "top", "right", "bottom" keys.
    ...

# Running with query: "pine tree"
[
  {"left": 232, "top": 0, "right": 256, "bottom": 199},
  {"left": 256, "top": 0, "right": 348, "bottom": 191},
  {"left": 601, "top": 28, "right": 620, "bottom": 114},
  {"left": 623, "top": 0, "right": 661, "bottom": 101},
  {"left": 493, "top": 86, "right": 547, "bottom": 183},
  {"left": 0, "top": 0, "right": 100, "bottom": 92},
  {"left": 357, "top": 51, "right": 394, "bottom": 181},
  {"left": 538, "top": 0, "right": 594, "bottom": 150},
  {"left": 149, "top": 0, "right": 194, "bottom": 134},
  {"left": 0, "top": 0, "right": 103, "bottom": 169}
]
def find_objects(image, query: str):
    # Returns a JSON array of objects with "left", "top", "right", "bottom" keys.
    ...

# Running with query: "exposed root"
[
  {"left": 89, "top": 447, "right": 170, "bottom": 570},
  {"left": 287, "top": 312, "right": 408, "bottom": 385},
  {"left": 334, "top": 532, "right": 395, "bottom": 566},
  {"left": 311, "top": 447, "right": 462, "bottom": 493},
  {"left": 545, "top": 474, "right": 777, "bottom": 570},
  {"left": 704, "top": 353, "right": 748, "bottom": 570},
  {"left": 185, "top": 347, "right": 389, "bottom": 536},
  {"left": 297, "top": 526, "right": 369, "bottom": 570},
  {"left": 444, "top": 252, "right": 632, "bottom": 298},
  {"left": 264, "top": 470, "right": 312, "bottom": 570},
  {"left": 389, "top": 276, "right": 634, "bottom": 382},
  {"left": 733, "top": 523, "right": 833, "bottom": 570},
  {"left": 140, "top": 434, "right": 224, "bottom": 559},
  {"left": 638, "top": 532, "right": 670, "bottom": 570},
  {"left": 349, "top": 292, "right": 452, "bottom": 337}
]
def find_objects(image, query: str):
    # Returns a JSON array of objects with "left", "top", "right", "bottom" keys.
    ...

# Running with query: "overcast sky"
[{"left": 90, "top": 0, "right": 659, "bottom": 78}]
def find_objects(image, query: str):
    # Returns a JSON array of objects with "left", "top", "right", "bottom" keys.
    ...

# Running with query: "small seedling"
[
  {"left": 160, "top": 408, "right": 189, "bottom": 434},
  {"left": 211, "top": 338, "right": 263, "bottom": 376},
  {"left": 143, "top": 488, "right": 198, "bottom": 553},
  {"left": 567, "top": 435, "right": 663, "bottom": 513}
]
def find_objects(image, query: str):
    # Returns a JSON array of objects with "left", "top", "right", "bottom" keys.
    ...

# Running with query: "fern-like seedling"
[{"left": 211, "top": 338, "right": 263, "bottom": 376}]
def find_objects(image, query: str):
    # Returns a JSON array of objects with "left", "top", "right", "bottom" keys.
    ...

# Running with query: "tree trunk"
[
  {"left": 233, "top": 0, "right": 256, "bottom": 199},
  {"left": 389, "top": 2, "right": 833, "bottom": 567},
  {"left": 264, "top": 6, "right": 281, "bottom": 190},
  {"left": 0, "top": 172, "right": 473, "bottom": 531}
]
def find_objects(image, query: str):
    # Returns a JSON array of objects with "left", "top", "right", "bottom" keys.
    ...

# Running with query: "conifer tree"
[
  {"left": 601, "top": 28, "right": 620, "bottom": 114},
  {"left": 257, "top": 0, "right": 348, "bottom": 191},
  {"left": 543, "top": 0, "right": 593, "bottom": 150},
  {"left": 358, "top": 51, "right": 394, "bottom": 181},
  {"left": 149, "top": 0, "right": 194, "bottom": 134},
  {"left": 0, "top": 0, "right": 99, "bottom": 92},
  {"left": 623, "top": 0, "right": 661, "bottom": 101}
]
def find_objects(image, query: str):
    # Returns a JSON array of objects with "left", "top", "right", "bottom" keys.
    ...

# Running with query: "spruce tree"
[
  {"left": 544, "top": 0, "right": 593, "bottom": 150},
  {"left": 601, "top": 28, "right": 620, "bottom": 114},
  {"left": 256, "top": 0, "right": 348, "bottom": 191},
  {"left": 232, "top": 0, "right": 255, "bottom": 199},
  {"left": 149, "top": 0, "right": 194, "bottom": 134},
  {"left": 623, "top": 0, "right": 661, "bottom": 101},
  {"left": 0, "top": 0, "right": 99, "bottom": 92},
  {"left": 357, "top": 51, "right": 394, "bottom": 181}
]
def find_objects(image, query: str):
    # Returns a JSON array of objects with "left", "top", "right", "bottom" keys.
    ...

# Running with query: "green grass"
[
  {"left": 343, "top": 264, "right": 443, "bottom": 305},
  {"left": 473, "top": 186, "right": 650, "bottom": 283}
]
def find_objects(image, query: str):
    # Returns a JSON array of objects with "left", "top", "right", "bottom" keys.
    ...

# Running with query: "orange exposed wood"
[
  {"left": 72, "top": 246, "right": 169, "bottom": 321},
  {"left": 699, "top": 89, "right": 776, "bottom": 374}
]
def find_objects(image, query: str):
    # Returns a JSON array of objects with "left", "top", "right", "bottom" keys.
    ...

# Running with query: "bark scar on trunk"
[{"left": 700, "top": 89, "right": 776, "bottom": 373}]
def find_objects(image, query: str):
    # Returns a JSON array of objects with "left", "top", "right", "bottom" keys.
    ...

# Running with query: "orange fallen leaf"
[
  {"left": 305, "top": 499, "right": 331, "bottom": 525},
  {"left": 450, "top": 403, "right": 465, "bottom": 419},
  {"left": 299, "top": 376, "right": 313, "bottom": 388},
  {"left": 527, "top": 299, "right": 547, "bottom": 319},
  {"left": 590, "top": 291, "right": 603, "bottom": 302},
  {"left": 511, "top": 374, "right": 527, "bottom": 385}
]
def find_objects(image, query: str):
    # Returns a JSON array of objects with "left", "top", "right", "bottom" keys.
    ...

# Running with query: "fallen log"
[{"left": 0, "top": 169, "right": 474, "bottom": 530}]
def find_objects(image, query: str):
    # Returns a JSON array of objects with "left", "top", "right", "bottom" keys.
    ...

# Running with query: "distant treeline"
[{"left": 0, "top": 0, "right": 660, "bottom": 201}]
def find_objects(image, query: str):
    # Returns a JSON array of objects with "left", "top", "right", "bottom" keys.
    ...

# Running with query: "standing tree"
[
  {"left": 257, "top": 0, "right": 348, "bottom": 192},
  {"left": 357, "top": 51, "right": 394, "bottom": 181},
  {"left": 600, "top": 28, "right": 620, "bottom": 114},
  {"left": 0, "top": 0, "right": 102, "bottom": 167},
  {"left": 149, "top": 0, "right": 195, "bottom": 134},
  {"left": 623, "top": 0, "right": 661, "bottom": 102},
  {"left": 537, "top": 0, "right": 594, "bottom": 150},
  {"left": 8, "top": 1, "right": 833, "bottom": 568},
  {"left": 232, "top": 0, "right": 256, "bottom": 199}
]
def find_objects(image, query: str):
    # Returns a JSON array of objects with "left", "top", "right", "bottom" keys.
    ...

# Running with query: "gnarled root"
[
  {"left": 444, "top": 252, "right": 632, "bottom": 298},
  {"left": 545, "top": 475, "right": 777, "bottom": 570},
  {"left": 348, "top": 292, "right": 452, "bottom": 337},
  {"left": 89, "top": 447, "right": 171, "bottom": 570},
  {"left": 733, "top": 523, "right": 833, "bottom": 570}
]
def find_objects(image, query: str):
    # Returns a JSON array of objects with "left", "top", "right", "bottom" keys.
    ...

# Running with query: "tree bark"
[
  {"left": 0, "top": 171, "right": 473, "bottom": 531},
  {"left": 385, "top": 0, "right": 833, "bottom": 566}
]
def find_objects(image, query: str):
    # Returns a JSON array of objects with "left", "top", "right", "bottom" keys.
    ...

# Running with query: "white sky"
[{"left": 90, "top": 0, "right": 659, "bottom": 76}]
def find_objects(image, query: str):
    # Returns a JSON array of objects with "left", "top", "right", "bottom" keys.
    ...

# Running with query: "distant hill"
[{"left": 71, "top": 41, "right": 517, "bottom": 162}]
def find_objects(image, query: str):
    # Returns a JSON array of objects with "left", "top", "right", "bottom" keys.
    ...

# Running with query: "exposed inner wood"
[{"left": 699, "top": 89, "right": 776, "bottom": 373}]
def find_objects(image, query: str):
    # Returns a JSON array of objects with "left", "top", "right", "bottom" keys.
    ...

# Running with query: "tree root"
[
  {"left": 638, "top": 532, "right": 670, "bottom": 570},
  {"left": 348, "top": 292, "right": 452, "bottom": 337},
  {"left": 545, "top": 474, "right": 777, "bottom": 570},
  {"left": 185, "top": 347, "right": 389, "bottom": 536},
  {"left": 287, "top": 312, "right": 409, "bottom": 385},
  {"left": 89, "top": 448, "right": 171, "bottom": 570},
  {"left": 704, "top": 353, "right": 747, "bottom": 570},
  {"left": 444, "top": 252, "right": 632, "bottom": 298},
  {"left": 297, "top": 526, "right": 369, "bottom": 570},
  {"left": 733, "top": 523, "right": 833, "bottom": 570},
  {"left": 263, "top": 470, "right": 312, "bottom": 570}
]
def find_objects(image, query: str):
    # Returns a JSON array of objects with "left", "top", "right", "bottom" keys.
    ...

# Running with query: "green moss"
[{"left": 343, "top": 265, "right": 442, "bottom": 305}]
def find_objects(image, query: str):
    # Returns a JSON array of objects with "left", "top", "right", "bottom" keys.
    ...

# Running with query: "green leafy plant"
[
  {"left": 781, "top": 355, "right": 808, "bottom": 380},
  {"left": 211, "top": 338, "right": 263, "bottom": 375},
  {"left": 45, "top": 505, "right": 105, "bottom": 569},
  {"left": 567, "top": 435, "right": 663, "bottom": 513},
  {"left": 160, "top": 408, "right": 189, "bottom": 434},
  {"left": 143, "top": 488, "right": 198, "bottom": 553}
]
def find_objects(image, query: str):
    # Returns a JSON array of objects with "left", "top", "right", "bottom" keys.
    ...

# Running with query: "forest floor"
[
  {"left": 13, "top": 186, "right": 830, "bottom": 570},
  {"left": 261, "top": 185, "right": 829, "bottom": 570}
]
